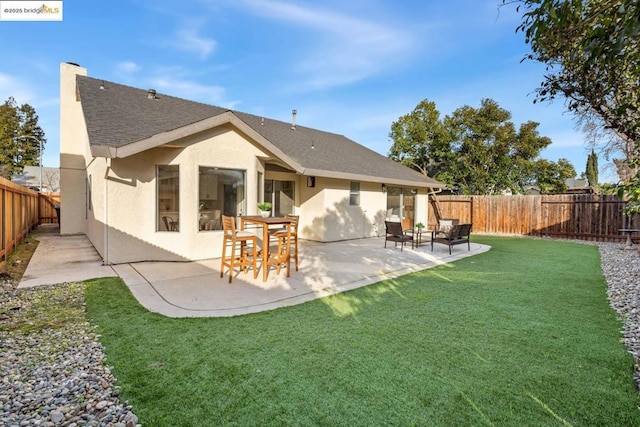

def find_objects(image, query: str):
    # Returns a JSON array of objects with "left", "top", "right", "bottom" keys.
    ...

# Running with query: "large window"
[
  {"left": 264, "top": 180, "right": 295, "bottom": 217},
  {"left": 157, "top": 165, "right": 180, "bottom": 232},
  {"left": 199, "top": 167, "right": 246, "bottom": 231}
]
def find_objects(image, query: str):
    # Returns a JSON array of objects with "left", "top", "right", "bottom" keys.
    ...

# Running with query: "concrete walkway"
[{"left": 20, "top": 224, "right": 490, "bottom": 317}]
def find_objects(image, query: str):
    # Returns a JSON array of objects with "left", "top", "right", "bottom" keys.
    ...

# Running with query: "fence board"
[
  {"left": 0, "top": 177, "right": 60, "bottom": 266},
  {"left": 429, "top": 194, "right": 638, "bottom": 242}
]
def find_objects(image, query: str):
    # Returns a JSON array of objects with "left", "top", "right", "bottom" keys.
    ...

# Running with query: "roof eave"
[{"left": 303, "top": 168, "right": 447, "bottom": 189}]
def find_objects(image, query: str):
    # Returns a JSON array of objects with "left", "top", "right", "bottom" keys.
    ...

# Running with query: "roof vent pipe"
[
  {"left": 147, "top": 89, "right": 157, "bottom": 99},
  {"left": 291, "top": 109, "right": 297, "bottom": 130}
]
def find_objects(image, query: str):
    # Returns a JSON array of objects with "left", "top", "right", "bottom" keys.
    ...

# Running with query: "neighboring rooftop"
[{"left": 12, "top": 166, "right": 60, "bottom": 193}]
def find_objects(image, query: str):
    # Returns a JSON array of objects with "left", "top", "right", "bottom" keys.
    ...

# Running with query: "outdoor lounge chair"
[
  {"left": 431, "top": 223, "right": 472, "bottom": 255},
  {"left": 384, "top": 221, "right": 413, "bottom": 251}
]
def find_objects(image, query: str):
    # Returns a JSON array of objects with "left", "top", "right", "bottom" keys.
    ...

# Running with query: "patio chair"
[
  {"left": 264, "top": 222, "right": 293, "bottom": 279},
  {"left": 162, "top": 216, "right": 178, "bottom": 231},
  {"left": 431, "top": 223, "right": 472, "bottom": 255},
  {"left": 270, "top": 214, "right": 299, "bottom": 271},
  {"left": 433, "top": 218, "right": 459, "bottom": 238},
  {"left": 384, "top": 221, "right": 413, "bottom": 251},
  {"left": 211, "top": 209, "right": 222, "bottom": 230},
  {"left": 220, "top": 215, "right": 259, "bottom": 283}
]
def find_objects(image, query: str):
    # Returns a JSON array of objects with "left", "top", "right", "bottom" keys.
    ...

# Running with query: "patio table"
[{"left": 240, "top": 215, "right": 293, "bottom": 281}]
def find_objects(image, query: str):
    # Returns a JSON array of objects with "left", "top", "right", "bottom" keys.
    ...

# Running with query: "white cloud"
[
  {"left": 171, "top": 24, "right": 217, "bottom": 59},
  {"left": 0, "top": 73, "right": 35, "bottom": 104},
  {"left": 115, "top": 61, "right": 142, "bottom": 76},
  {"left": 232, "top": 0, "right": 415, "bottom": 90},
  {"left": 148, "top": 75, "right": 237, "bottom": 107}
]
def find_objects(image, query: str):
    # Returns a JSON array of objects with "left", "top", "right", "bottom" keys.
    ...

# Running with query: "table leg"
[
  {"left": 263, "top": 225, "right": 269, "bottom": 281},
  {"left": 625, "top": 232, "right": 634, "bottom": 249}
]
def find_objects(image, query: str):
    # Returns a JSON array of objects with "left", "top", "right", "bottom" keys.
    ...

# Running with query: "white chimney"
[{"left": 291, "top": 109, "right": 297, "bottom": 130}]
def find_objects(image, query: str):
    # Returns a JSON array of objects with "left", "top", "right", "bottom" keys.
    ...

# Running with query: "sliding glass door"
[{"left": 264, "top": 180, "right": 295, "bottom": 217}]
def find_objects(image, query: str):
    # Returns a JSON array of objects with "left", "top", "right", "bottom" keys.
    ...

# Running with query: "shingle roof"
[{"left": 76, "top": 76, "right": 445, "bottom": 188}]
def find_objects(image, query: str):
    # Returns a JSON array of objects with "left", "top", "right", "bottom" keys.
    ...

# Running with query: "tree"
[
  {"left": 388, "top": 100, "right": 452, "bottom": 177},
  {"left": 42, "top": 168, "right": 60, "bottom": 193},
  {"left": 579, "top": 109, "right": 635, "bottom": 183},
  {"left": 534, "top": 158, "right": 576, "bottom": 193},
  {"left": 0, "top": 97, "right": 46, "bottom": 179},
  {"left": 444, "top": 99, "right": 567, "bottom": 194},
  {"left": 509, "top": 0, "right": 640, "bottom": 147},
  {"left": 506, "top": 0, "right": 640, "bottom": 212},
  {"left": 585, "top": 149, "right": 598, "bottom": 188},
  {"left": 388, "top": 98, "right": 572, "bottom": 195}
]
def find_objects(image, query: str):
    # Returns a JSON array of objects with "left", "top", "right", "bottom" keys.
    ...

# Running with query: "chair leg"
[
  {"left": 220, "top": 238, "right": 227, "bottom": 279},
  {"left": 228, "top": 241, "right": 236, "bottom": 283},
  {"left": 293, "top": 237, "right": 299, "bottom": 271},
  {"left": 240, "top": 241, "right": 249, "bottom": 274},
  {"left": 252, "top": 241, "right": 258, "bottom": 279},
  {"left": 286, "top": 250, "right": 291, "bottom": 277}
]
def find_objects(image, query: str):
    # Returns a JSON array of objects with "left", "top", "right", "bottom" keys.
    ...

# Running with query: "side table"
[
  {"left": 405, "top": 228, "right": 428, "bottom": 249},
  {"left": 619, "top": 228, "right": 640, "bottom": 250}
]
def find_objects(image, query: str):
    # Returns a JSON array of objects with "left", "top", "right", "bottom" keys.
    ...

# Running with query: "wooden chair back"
[{"left": 222, "top": 215, "right": 236, "bottom": 235}]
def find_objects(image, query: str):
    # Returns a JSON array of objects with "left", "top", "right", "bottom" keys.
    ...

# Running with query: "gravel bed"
[
  {"left": 0, "top": 240, "right": 638, "bottom": 426},
  {"left": 0, "top": 279, "right": 140, "bottom": 427},
  {"left": 598, "top": 242, "right": 640, "bottom": 387}
]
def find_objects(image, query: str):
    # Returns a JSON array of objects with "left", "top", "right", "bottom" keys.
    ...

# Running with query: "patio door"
[
  {"left": 264, "top": 180, "right": 295, "bottom": 217},
  {"left": 386, "top": 187, "right": 415, "bottom": 229}
]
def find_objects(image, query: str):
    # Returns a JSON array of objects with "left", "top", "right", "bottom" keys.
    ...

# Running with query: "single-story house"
[
  {"left": 59, "top": 62, "right": 446, "bottom": 264},
  {"left": 12, "top": 165, "right": 60, "bottom": 193}
]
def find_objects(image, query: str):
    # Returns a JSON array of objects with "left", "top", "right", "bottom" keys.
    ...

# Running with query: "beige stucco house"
[{"left": 59, "top": 62, "right": 446, "bottom": 264}]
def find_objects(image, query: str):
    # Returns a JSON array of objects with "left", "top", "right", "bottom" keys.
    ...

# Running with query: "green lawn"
[{"left": 85, "top": 237, "right": 640, "bottom": 426}]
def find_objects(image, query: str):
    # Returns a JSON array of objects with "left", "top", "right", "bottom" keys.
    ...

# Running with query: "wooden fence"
[
  {"left": 39, "top": 192, "right": 60, "bottom": 224},
  {"left": 1, "top": 176, "right": 60, "bottom": 265},
  {"left": 429, "top": 194, "right": 639, "bottom": 242}
]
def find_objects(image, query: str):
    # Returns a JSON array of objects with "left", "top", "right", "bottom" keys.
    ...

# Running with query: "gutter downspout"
[{"left": 103, "top": 158, "right": 111, "bottom": 265}]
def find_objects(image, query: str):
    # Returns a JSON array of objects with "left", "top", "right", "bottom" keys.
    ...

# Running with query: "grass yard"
[{"left": 85, "top": 237, "right": 640, "bottom": 426}]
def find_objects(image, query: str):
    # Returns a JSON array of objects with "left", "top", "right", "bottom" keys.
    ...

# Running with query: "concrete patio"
[{"left": 20, "top": 224, "right": 490, "bottom": 317}]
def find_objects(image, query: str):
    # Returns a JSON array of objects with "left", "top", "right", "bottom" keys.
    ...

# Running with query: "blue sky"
[{"left": 0, "top": 0, "right": 611, "bottom": 181}]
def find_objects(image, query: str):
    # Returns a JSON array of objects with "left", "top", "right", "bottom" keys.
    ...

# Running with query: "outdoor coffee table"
[{"left": 404, "top": 228, "right": 428, "bottom": 249}]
